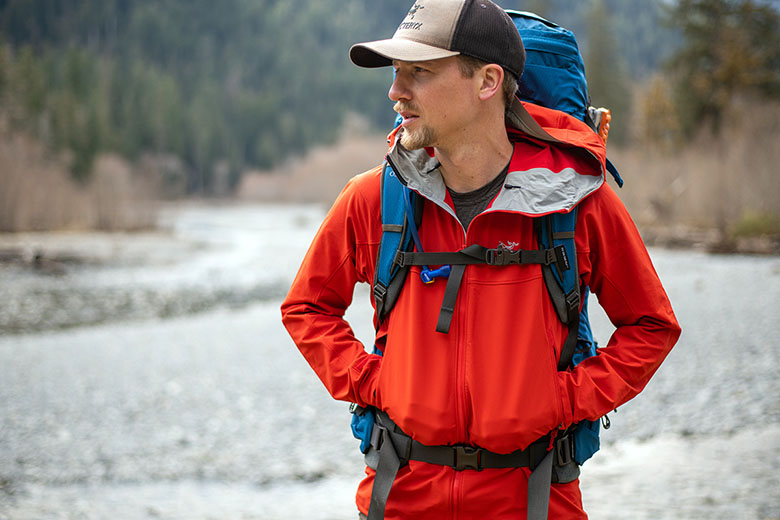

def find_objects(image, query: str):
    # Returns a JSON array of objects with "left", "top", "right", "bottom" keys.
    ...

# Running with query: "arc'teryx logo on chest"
[
  {"left": 398, "top": 3, "right": 424, "bottom": 30},
  {"left": 498, "top": 241, "right": 520, "bottom": 252}
]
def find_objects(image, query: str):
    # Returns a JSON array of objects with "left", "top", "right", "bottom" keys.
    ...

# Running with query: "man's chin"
[{"left": 399, "top": 128, "right": 435, "bottom": 151}]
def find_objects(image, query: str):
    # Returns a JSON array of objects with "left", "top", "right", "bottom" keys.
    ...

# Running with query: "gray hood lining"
[{"left": 491, "top": 168, "right": 603, "bottom": 215}]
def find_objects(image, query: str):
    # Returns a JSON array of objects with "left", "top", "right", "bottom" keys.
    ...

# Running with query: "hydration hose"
[{"left": 402, "top": 186, "right": 451, "bottom": 283}]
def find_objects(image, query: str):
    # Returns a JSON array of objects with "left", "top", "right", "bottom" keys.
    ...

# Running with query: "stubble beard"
[
  {"left": 399, "top": 124, "right": 436, "bottom": 150},
  {"left": 395, "top": 102, "right": 437, "bottom": 150}
]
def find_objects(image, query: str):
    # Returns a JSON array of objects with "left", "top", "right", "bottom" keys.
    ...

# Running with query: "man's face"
[{"left": 389, "top": 56, "right": 480, "bottom": 151}]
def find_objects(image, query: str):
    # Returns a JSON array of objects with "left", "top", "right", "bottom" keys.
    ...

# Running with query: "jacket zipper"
[
  {"left": 454, "top": 220, "right": 471, "bottom": 518},
  {"left": 393, "top": 167, "right": 471, "bottom": 442},
  {"left": 455, "top": 263, "right": 469, "bottom": 443},
  {"left": 456, "top": 211, "right": 469, "bottom": 443},
  {"left": 452, "top": 469, "right": 463, "bottom": 520}
]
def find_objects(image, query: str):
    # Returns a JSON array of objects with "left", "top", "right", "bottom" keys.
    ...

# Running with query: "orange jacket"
[{"left": 281, "top": 102, "right": 681, "bottom": 518}]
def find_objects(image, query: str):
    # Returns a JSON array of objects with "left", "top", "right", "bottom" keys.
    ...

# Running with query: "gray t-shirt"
[{"left": 446, "top": 163, "right": 509, "bottom": 231}]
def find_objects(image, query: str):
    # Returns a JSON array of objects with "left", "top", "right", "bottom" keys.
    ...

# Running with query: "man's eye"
[{"left": 414, "top": 67, "right": 428, "bottom": 73}]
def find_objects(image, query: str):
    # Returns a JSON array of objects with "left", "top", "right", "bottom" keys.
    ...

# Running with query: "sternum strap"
[
  {"left": 395, "top": 244, "right": 558, "bottom": 268},
  {"left": 396, "top": 243, "right": 563, "bottom": 334}
]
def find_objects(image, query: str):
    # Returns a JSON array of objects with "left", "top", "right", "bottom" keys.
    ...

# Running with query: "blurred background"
[
  {"left": 0, "top": 1, "right": 779, "bottom": 519},
  {"left": 0, "top": 0, "right": 778, "bottom": 240}
]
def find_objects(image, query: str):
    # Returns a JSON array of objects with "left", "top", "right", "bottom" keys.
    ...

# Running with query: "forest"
[
  {"left": 0, "top": 0, "right": 779, "bottom": 240},
  {"left": 0, "top": 0, "right": 684, "bottom": 188}
]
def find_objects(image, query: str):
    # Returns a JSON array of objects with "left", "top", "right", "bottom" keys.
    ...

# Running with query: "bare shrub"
[
  {"left": 237, "top": 117, "right": 389, "bottom": 205},
  {"left": 138, "top": 153, "right": 188, "bottom": 199},
  {"left": 0, "top": 132, "right": 86, "bottom": 231},
  {"left": 611, "top": 97, "right": 780, "bottom": 235},
  {"left": 88, "top": 154, "right": 158, "bottom": 231},
  {"left": 0, "top": 127, "right": 157, "bottom": 232}
]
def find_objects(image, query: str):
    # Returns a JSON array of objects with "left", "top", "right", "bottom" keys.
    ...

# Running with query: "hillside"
[{"left": 0, "top": 0, "right": 676, "bottom": 193}]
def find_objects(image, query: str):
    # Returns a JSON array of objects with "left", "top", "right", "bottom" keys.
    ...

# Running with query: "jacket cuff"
[{"left": 352, "top": 354, "right": 382, "bottom": 408}]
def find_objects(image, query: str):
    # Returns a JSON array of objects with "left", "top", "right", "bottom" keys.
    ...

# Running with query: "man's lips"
[
  {"left": 394, "top": 104, "right": 420, "bottom": 127},
  {"left": 398, "top": 112, "right": 419, "bottom": 127}
]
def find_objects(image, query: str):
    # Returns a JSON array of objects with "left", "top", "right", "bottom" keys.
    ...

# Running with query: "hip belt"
[{"left": 365, "top": 410, "right": 577, "bottom": 520}]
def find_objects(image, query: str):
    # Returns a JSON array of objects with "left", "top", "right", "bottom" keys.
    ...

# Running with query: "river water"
[{"left": 0, "top": 202, "right": 778, "bottom": 520}]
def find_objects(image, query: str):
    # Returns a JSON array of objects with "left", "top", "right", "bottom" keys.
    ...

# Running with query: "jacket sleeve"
[
  {"left": 557, "top": 183, "right": 682, "bottom": 426},
  {"left": 280, "top": 170, "right": 383, "bottom": 408}
]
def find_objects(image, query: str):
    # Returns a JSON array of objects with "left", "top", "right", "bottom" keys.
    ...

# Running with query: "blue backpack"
[{"left": 351, "top": 10, "right": 623, "bottom": 468}]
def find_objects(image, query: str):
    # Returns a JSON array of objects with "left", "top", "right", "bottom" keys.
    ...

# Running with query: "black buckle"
[
  {"left": 486, "top": 248, "right": 520, "bottom": 266},
  {"left": 555, "top": 434, "right": 575, "bottom": 466},
  {"left": 454, "top": 446, "right": 483, "bottom": 471}
]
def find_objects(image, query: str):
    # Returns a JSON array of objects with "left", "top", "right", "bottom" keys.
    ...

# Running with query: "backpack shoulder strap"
[
  {"left": 536, "top": 210, "right": 580, "bottom": 370},
  {"left": 373, "top": 162, "right": 419, "bottom": 320}
]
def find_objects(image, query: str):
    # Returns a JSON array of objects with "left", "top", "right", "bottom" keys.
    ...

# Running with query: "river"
[{"left": 0, "top": 202, "right": 778, "bottom": 519}]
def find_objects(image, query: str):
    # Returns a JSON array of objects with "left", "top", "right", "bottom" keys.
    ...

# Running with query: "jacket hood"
[{"left": 387, "top": 98, "right": 608, "bottom": 216}]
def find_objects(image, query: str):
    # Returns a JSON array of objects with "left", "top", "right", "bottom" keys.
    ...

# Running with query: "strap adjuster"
[
  {"left": 373, "top": 283, "right": 388, "bottom": 303},
  {"left": 555, "top": 434, "right": 575, "bottom": 466},
  {"left": 393, "top": 250, "right": 408, "bottom": 268},
  {"left": 454, "top": 446, "right": 483, "bottom": 471},
  {"left": 564, "top": 290, "right": 580, "bottom": 314}
]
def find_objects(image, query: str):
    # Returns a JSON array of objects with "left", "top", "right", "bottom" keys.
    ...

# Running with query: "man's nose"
[{"left": 388, "top": 71, "right": 411, "bottom": 102}]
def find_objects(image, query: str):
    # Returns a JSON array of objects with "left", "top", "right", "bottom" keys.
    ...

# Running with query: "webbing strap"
[
  {"left": 436, "top": 264, "right": 466, "bottom": 334},
  {"left": 366, "top": 411, "right": 557, "bottom": 520},
  {"left": 557, "top": 315, "right": 580, "bottom": 371},
  {"left": 556, "top": 289, "right": 581, "bottom": 370},
  {"left": 527, "top": 449, "right": 555, "bottom": 520},
  {"left": 367, "top": 427, "right": 401, "bottom": 520},
  {"left": 395, "top": 245, "right": 558, "bottom": 268},
  {"left": 395, "top": 243, "right": 563, "bottom": 334}
]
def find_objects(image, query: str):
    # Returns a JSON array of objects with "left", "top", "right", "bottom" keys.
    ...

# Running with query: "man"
[{"left": 281, "top": 0, "right": 680, "bottom": 518}]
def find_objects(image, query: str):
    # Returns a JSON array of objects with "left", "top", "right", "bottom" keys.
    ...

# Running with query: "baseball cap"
[{"left": 349, "top": 0, "right": 525, "bottom": 79}]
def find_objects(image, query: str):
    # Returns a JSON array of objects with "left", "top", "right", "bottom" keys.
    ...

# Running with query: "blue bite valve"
[{"left": 421, "top": 265, "right": 452, "bottom": 284}]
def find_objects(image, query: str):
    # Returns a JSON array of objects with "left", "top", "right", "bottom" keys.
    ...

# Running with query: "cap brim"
[{"left": 350, "top": 39, "right": 460, "bottom": 68}]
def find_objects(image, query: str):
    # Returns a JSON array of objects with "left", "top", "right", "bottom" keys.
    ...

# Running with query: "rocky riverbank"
[
  {"left": 1, "top": 203, "right": 778, "bottom": 520},
  {"left": 638, "top": 224, "right": 780, "bottom": 256}
]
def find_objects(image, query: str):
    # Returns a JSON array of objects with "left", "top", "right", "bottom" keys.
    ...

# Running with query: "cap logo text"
[
  {"left": 398, "top": 21, "right": 423, "bottom": 30},
  {"left": 398, "top": 3, "right": 424, "bottom": 31}
]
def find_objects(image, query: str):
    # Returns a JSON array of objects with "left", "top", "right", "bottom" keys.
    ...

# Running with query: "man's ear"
[{"left": 477, "top": 64, "right": 504, "bottom": 102}]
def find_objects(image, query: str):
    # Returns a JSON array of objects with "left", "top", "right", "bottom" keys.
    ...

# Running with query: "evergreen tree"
[
  {"left": 0, "top": 0, "right": 686, "bottom": 193},
  {"left": 667, "top": 0, "right": 780, "bottom": 137},
  {"left": 584, "top": 0, "right": 632, "bottom": 145}
]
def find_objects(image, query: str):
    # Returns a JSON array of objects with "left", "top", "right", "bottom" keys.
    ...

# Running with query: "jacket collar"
[{"left": 386, "top": 98, "right": 607, "bottom": 216}]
